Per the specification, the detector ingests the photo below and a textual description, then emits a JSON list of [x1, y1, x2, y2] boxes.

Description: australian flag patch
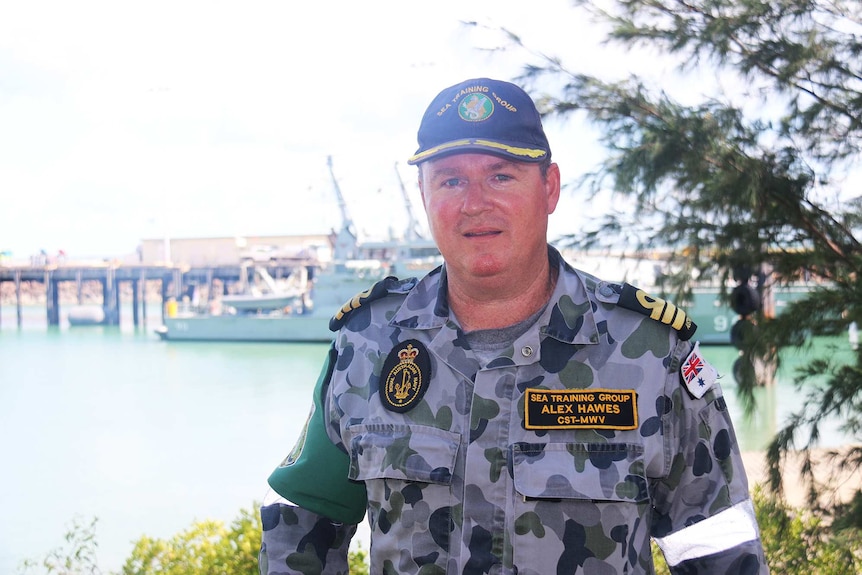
[[680, 342, 718, 399]]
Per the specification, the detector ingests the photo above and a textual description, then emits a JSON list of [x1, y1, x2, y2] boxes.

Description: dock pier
[[0, 262, 291, 329]]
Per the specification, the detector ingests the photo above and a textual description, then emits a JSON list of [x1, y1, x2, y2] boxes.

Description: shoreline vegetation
[[19, 448, 862, 575], [5, 286, 862, 575]]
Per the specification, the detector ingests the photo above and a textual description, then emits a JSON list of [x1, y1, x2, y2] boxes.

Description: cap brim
[[407, 138, 548, 165]]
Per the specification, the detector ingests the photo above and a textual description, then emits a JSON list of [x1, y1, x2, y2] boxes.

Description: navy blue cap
[[407, 78, 551, 165]]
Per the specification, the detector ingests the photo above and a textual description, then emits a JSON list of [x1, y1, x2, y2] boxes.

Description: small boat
[[155, 157, 442, 344], [67, 306, 106, 326], [220, 266, 307, 313], [154, 260, 395, 343], [154, 310, 333, 343]]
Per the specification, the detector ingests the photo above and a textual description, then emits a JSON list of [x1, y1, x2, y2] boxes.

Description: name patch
[[524, 388, 638, 430]]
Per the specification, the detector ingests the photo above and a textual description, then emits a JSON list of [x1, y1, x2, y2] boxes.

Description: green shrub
[[19, 516, 101, 575], [121, 505, 369, 575], [348, 542, 369, 575], [120, 507, 260, 575], [651, 486, 862, 574], [753, 486, 862, 575], [20, 506, 370, 575], [32, 492, 861, 575]]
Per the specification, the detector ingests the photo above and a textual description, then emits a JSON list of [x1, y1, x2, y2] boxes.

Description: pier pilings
[[0, 263, 259, 329]]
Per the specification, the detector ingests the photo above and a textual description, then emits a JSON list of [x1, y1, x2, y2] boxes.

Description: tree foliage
[[500, 0, 862, 525], [22, 499, 860, 575], [19, 516, 102, 575], [119, 508, 260, 575], [120, 506, 370, 575], [651, 486, 862, 574], [18, 507, 370, 575]]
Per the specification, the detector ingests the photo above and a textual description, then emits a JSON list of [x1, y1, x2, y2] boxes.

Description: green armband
[[267, 345, 367, 524]]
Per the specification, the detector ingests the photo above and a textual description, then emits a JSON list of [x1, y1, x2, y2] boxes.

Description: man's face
[[418, 153, 560, 283]]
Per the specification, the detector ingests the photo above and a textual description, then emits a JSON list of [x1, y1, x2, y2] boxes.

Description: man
[[260, 78, 768, 574]]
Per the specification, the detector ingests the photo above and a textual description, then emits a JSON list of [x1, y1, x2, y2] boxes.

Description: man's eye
[[494, 174, 514, 182], [443, 178, 461, 187]]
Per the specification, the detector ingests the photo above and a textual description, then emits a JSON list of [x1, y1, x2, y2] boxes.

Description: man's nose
[[460, 182, 492, 215]]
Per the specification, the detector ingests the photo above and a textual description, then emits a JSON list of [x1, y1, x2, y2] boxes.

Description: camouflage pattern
[[260, 502, 355, 575], [261, 246, 767, 574]]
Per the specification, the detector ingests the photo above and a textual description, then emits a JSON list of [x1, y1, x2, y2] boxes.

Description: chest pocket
[[512, 442, 648, 502], [511, 442, 652, 573], [345, 424, 460, 575], [346, 423, 460, 484]]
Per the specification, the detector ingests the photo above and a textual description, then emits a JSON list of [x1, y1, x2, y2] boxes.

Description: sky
[[0, 0, 684, 259]]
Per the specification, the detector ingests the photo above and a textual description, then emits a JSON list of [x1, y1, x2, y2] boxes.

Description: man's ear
[[546, 162, 561, 215], [417, 170, 427, 206]]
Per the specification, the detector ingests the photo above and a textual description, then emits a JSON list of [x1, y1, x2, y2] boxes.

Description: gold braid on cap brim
[[407, 139, 547, 164]]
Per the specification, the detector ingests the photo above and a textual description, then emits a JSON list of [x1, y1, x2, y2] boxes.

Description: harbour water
[[0, 304, 855, 574]]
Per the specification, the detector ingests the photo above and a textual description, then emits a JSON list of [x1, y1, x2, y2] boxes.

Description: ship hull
[[155, 313, 333, 343]]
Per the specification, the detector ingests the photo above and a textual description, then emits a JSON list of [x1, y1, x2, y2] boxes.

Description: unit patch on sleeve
[[524, 388, 638, 430], [680, 341, 718, 399], [279, 405, 313, 467], [380, 339, 432, 413]]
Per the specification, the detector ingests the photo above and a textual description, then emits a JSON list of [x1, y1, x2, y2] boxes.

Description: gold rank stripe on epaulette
[[328, 276, 418, 332], [332, 286, 374, 323], [617, 283, 697, 341]]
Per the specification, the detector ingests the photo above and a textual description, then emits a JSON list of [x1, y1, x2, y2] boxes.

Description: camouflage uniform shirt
[[260, 247, 768, 574]]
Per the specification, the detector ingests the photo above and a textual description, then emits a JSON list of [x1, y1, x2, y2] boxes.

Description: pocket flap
[[346, 424, 460, 484], [512, 442, 647, 502]]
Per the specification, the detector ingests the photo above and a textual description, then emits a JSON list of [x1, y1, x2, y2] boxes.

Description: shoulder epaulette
[[329, 276, 418, 331], [597, 281, 697, 341]]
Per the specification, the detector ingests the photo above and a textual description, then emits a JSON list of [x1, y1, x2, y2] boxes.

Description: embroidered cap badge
[[458, 93, 494, 122]]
